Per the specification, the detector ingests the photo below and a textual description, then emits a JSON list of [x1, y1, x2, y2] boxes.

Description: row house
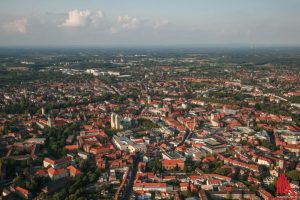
[[109, 159, 126, 168], [162, 159, 185, 171], [223, 157, 260, 173], [43, 156, 73, 169], [48, 167, 68, 181], [257, 156, 272, 167], [15, 186, 32, 199], [133, 182, 172, 192], [96, 158, 106, 169]]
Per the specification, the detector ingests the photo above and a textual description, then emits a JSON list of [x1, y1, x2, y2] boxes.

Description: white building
[[111, 113, 123, 130]]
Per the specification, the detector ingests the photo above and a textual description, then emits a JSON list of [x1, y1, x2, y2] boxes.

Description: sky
[[0, 0, 300, 47]]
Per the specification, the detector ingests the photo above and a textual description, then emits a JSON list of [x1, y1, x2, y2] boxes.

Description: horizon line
[[1, 43, 300, 49]]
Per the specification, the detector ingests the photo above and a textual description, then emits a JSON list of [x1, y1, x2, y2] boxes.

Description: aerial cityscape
[[0, 1, 300, 200]]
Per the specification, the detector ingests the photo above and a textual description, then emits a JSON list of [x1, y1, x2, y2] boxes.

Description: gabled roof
[[35, 169, 48, 175], [15, 186, 30, 196], [48, 167, 68, 176], [67, 165, 81, 175], [162, 159, 184, 166]]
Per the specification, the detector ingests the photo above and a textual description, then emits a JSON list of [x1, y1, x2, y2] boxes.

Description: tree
[[146, 157, 162, 173], [88, 172, 98, 182], [79, 159, 89, 172], [138, 118, 159, 129], [132, 109, 140, 115], [166, 179, 180, 187], [214, 168, 232, 176], [255, 103, 262, 110], [36, 192, 47, 200], [287, 170, 300, 182], [12, 175, 23, 186], [26, 178, 37, 191]]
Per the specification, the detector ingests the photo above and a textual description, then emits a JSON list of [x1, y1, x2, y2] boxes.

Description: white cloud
[[118, 15, 139, 29], [111, 15, 140, 33], [38, 12, 65, 26], [153, 19, 169, 29], [2, 18, 28, 34], [91, 11, 105, 26], [62, 9, 105, 28], [62, 9, 91, 27]]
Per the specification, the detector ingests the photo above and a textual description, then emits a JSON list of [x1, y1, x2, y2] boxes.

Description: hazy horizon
[[1, 0, 300, 46]]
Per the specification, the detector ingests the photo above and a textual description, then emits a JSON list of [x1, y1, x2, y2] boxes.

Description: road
[[177, 129, 191, 147], [121, 152, 143, 200]]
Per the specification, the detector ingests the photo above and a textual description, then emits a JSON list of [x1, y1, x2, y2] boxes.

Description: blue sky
[[0, 0, 300, 46]]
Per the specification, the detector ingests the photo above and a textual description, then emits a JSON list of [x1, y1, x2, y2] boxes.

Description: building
[[78, 151, 89, 160], [15, 186, 32, 199], [162, 159, 185, 170], [112, 133, 146, 153], [180, 182, 189, 191], [205, 190, 256, 200], [48, 167, 68, 181], [223, 157, 260, 173], [111, 113, 116, 129], [257, 156, 272, 167], [258, 187, 274, 200], [67, 165, 81, 177], [111, 113, 123, 130], [133, 183, 171, 192], [48, 115, 55, 128], [35, 169, 48, 177], [202, 138, 227, 154], [43, 156, 72, 168]]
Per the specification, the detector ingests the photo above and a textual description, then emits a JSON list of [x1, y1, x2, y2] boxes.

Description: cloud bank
[[111, 15, 140, 33], [153, 20, 169, 29], [62, 9, 105, 27], [2, 18, 28, 34]]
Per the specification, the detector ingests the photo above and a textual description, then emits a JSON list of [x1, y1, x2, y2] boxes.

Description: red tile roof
[[180, 182, 189, 187], [67, 165, 81, 175], [65, 145, 79, 151], [35, 169, 48, 175], [48, 167, 68, 176], [15, 186, 30, 196], [162, 159, 184, 166]]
